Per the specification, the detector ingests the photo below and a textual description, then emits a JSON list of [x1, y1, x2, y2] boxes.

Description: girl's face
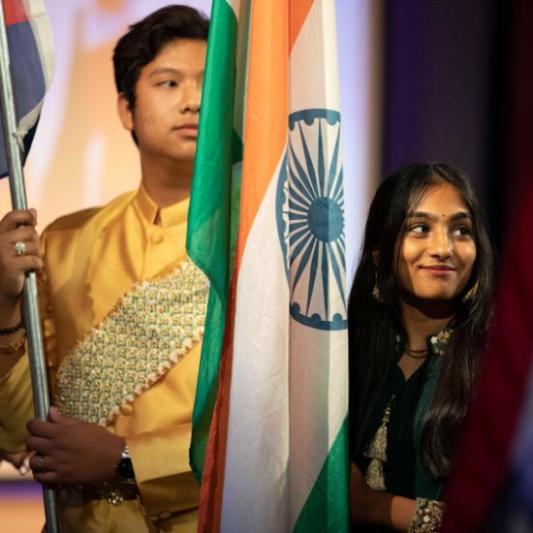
[[395, 182, 477, 307]]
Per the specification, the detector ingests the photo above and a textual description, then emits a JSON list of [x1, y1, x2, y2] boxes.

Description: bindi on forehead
[[413, 189, 470, 220], [410, 210, 472, 223]]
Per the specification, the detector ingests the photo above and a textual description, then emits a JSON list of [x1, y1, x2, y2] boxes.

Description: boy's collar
[[135, 186, 189, 228]]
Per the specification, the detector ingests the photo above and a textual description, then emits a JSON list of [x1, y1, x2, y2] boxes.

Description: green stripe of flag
[[294, 418, 350, 533], [187, 0, 242, 482]]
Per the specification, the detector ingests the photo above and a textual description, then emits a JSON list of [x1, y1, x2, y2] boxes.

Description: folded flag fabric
[[0, 0, 53, 178], [187, 1, 349, 531], [187, 0, 244, 487]]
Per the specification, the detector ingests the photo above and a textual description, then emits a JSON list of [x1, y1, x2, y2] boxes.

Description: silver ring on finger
[[36, 454, 45, 469], [14, 241, 27, 256]]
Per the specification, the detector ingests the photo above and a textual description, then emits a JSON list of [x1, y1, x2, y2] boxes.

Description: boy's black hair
[[113, 5, 209, 110]]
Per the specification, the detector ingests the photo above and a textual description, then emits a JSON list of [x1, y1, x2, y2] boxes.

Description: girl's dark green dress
[[351, 331, 449, 532]]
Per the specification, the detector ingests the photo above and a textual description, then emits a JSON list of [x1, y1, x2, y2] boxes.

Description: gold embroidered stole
[[364, 395, 395, 491], [55, 260, 208, 426]]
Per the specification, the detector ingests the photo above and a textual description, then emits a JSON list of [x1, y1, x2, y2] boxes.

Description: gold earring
[[463, 281, 479, 303], [372, 274, 383, 303]]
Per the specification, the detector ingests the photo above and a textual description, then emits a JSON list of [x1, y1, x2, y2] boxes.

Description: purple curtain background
[[380, 0, 514, 252]]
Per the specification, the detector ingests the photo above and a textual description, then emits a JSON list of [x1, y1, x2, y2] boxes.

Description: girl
[[348, 163, 493, 531]]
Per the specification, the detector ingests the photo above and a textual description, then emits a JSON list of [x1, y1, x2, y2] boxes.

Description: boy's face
[[118, 38, 206, 165]]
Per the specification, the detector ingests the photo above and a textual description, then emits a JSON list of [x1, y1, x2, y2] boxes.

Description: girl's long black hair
[[348, 162, 494, 480]]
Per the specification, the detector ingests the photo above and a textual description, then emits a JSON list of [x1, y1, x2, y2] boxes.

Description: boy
[[0, 6, 208, 532]]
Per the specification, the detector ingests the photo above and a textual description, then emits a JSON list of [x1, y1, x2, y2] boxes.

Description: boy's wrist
[[114, 442, 136, 484], [0, 295, 22, 329]]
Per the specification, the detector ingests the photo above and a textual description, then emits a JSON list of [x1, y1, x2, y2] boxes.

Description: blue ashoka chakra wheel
[[276, 109, 347, 331]]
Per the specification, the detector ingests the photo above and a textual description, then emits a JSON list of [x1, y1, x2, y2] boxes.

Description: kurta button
[[151, 232, 164, 244], [120, 404, 133, 415]]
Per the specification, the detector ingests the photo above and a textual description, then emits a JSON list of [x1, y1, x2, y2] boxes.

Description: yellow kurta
[[0, 187, 202, 532]]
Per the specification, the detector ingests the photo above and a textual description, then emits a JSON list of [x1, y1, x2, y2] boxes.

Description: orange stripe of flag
[[198, 2, 315, 530], [198, 2, 291, 530], [235, 0, 313, 266], [235, 0, 289, 267], [289, 0, 314, 50]]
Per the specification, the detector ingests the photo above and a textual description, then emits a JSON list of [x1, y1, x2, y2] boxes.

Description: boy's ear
[[117, 93, 134, 132]]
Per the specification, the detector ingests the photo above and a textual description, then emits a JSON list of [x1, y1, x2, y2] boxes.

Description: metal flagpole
[[0, 4, 61, 533]]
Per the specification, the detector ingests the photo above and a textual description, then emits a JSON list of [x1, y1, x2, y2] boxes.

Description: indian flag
[[187, 1, 349, 531]]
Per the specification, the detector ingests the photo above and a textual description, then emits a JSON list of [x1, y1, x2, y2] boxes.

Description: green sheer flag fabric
[[186, 0, 242, 482]]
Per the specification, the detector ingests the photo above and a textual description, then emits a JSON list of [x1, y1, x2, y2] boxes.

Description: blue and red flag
[[0, 0, 53, 178]]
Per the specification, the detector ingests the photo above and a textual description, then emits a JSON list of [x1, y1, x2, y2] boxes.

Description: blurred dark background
[[380, 0, 532, 259]]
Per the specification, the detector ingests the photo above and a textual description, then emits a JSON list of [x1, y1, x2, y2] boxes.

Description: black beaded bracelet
[[0, 320, 24, 335]]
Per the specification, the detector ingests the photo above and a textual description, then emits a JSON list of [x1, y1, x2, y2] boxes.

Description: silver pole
[[0, 4, 61, 533]]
